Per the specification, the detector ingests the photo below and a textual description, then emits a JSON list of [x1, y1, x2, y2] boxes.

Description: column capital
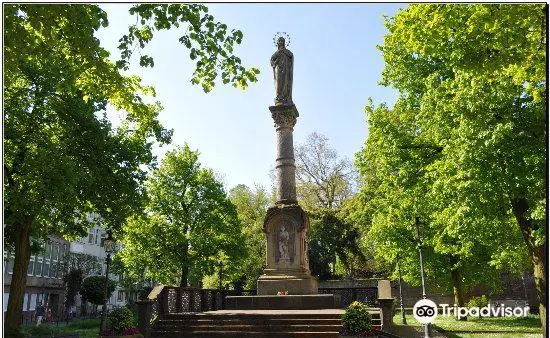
[[270, 104, 299, 128]]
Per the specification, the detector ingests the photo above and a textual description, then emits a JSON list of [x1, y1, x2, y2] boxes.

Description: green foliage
[[3, 3, 257, 335], [341, 301, 373, 335], [353, 4, 545, 297], [308, 213, 365, 280], [139, 287, 153, 301], [60, 252, 101, 277], [80, 276, 117, 306], [4, 3, 170, 246], [119, 4, 260, 92], [63, 269, 84, 307], [21, 319, 100, 338], [227, 184, 270, 289], [295, 133, 356, 212], [294, 133, 366, 279], [119, 144, 246, 286], [107, 307, 136, 334], [467, 295, 489, 309]]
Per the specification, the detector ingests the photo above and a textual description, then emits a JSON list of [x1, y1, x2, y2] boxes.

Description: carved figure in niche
[[278, 225, 290, 261]]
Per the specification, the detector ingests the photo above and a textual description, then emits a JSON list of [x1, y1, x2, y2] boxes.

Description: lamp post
[[396, 255, 407, 325], [99, 231, 115, 334], [415, 216, 432, 338]]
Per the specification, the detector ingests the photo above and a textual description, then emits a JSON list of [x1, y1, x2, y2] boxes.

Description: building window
[[45, 241, 51, 259], [36, 257, 43, 276], [23, 293, 29, 312], [27, 255, 35, 276], [3, 252, 7, 274], [29, 294, 37, 311], [117, 290, 124, 302], [88, 230, 94, 244], [95, 229, 100, 245], [53, 243, 59, 261], [3, 293, 9, 312], [8, 254, 14, 274], [44, 260, 51, 278]]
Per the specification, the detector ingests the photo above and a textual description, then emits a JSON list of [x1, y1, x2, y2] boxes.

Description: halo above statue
[[273, 32, 291, 48]]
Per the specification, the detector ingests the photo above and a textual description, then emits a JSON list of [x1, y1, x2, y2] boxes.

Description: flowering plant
[[277, 291, 288, 295]]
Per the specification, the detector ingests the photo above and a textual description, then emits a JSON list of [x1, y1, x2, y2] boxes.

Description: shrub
[[80, 276, 117, 306], [107, 307, 137, 334], [467, 295, 489, 308], [342, 301, 372, 335]]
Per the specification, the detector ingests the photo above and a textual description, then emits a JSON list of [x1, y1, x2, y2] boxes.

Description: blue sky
[[96, 3, 403, 190]]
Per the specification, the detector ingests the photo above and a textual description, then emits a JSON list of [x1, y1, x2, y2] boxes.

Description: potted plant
[[100, 307, 143, 338]]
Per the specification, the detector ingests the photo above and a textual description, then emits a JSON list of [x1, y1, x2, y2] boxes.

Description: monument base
[[257, 269, 318, 295], [225, 294, 341, 310]]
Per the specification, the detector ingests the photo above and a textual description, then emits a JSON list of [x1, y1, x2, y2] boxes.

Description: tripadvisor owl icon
[[413, 299, 438, 324]]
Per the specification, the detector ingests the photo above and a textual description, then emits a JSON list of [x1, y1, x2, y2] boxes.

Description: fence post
[[378, 280, 394, 331], [136, 299, 154, 338], [175, 287, 182, 313]]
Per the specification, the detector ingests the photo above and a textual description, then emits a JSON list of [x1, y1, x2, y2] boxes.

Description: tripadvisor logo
[[413, 299, 438, 324], [413, 299, 530, 323]]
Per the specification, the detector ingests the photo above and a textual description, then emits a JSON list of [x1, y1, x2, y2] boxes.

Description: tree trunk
[[450, 255, 467, 321], [180, 265, 189, 287], [512, 198, 547, 338], [180, 240, 189, 287], [5, 221, 32, 338]]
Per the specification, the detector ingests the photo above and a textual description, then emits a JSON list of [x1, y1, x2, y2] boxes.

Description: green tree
[[294, 133, 366, 279], [355, 3, 546, 330], [227, 184, 270, 289], [60, 252, 102, 315], [4, 4, 257, 336], [295, 132, 356, 212], [119, 145, 246, 287], [80, 275, 117, 307]]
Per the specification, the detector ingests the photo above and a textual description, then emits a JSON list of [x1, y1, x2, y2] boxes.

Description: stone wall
[[319, 271, 539, 310]]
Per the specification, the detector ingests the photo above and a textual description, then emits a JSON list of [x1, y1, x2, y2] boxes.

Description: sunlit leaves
[[118, 4, 259, 93], [354, 4, 545, 292], [119, 145, 246, 286]]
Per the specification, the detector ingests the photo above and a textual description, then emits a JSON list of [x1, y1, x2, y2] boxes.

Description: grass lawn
[[392, 312, 542, 338], [21, 318, 100, 338]]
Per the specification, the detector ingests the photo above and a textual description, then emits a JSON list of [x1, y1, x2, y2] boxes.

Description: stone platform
[[225, 294, 342, 310]]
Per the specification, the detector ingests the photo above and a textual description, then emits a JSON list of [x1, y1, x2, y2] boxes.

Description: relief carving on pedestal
[[276, 223, 294, 263], [278, 226, 290, 261]]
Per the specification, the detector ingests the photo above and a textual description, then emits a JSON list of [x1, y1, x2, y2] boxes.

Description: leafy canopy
[[4, 4, 171, 245], [119, 4, 260, 92], [354, 4, 545, 290], [226, 184, 270, 289], [119, 145, 246, 286]]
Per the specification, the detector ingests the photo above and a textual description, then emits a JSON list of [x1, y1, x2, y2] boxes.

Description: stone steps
[[150, 311, 382, 338], [151, 330, 343, 338]]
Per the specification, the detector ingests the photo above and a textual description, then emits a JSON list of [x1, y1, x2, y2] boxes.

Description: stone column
[[257, 104, 317, 296], [270, 105, 299, 204]]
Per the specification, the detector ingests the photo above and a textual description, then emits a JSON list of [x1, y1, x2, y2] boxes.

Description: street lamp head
[[414, 216, 425, 241], [104, 230, 116, 254]]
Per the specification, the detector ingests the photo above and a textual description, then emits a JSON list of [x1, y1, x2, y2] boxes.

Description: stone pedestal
[[225, 294, 341, 310], [257, 203, 318, 295], [378, 298, 395, 330]]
